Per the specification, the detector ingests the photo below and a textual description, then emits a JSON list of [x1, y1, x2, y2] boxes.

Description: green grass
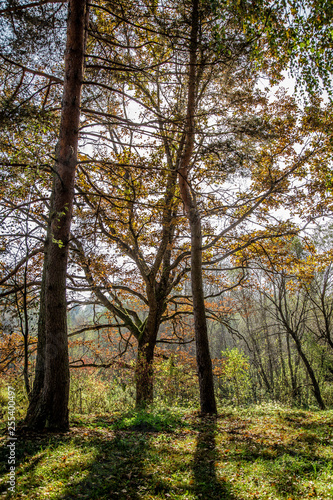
[[1, 404, 333, 499]]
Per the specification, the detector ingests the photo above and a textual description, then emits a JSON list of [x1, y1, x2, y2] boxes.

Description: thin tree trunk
[[290, 331, 325, 410], [277, 325, 288, 400], [178, 0, 217, 415], [286, 330, 297, 399], [24, 0, 88, 431]]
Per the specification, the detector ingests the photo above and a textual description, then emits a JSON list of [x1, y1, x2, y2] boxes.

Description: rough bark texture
[[189, 207, 217, 414], [135, 336, 156, 407], [24, 0, 88, 431], [135, 298, 166, 408], [178, 0, 217, 415]]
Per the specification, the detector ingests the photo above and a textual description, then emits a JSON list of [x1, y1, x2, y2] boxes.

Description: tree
[[176, 0, 217, 414], [70, 155, 185, 407], [35, 0, 333, 415], [0, 0, 65, 413], [65, 0, 278, 412], [24, 0, 89, 431]]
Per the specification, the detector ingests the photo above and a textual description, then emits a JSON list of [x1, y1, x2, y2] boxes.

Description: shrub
[[216, 348, 251, 405]]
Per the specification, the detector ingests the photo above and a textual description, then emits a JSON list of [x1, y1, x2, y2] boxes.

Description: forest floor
[[0, 404, 333, 500]]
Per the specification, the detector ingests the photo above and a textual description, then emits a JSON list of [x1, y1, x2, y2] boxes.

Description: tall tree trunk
[[190, 204, 217, 413], [178, 0, 217, 415], [24, 0, 88, 431]]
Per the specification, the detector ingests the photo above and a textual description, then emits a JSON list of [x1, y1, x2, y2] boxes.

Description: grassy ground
[[0, 404, 333, 500]]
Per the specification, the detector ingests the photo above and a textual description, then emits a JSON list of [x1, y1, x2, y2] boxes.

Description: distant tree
[[242, 236, 326, 409]]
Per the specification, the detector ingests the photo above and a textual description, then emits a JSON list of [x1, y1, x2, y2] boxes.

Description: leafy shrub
[[154, 354, 199, 407], [215, 348, 251, 405], [111, 406, 189, 431]]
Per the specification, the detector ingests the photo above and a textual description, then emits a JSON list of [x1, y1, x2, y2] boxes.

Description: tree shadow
[[1, 409, 185, 499], [192, 415, 237, 500], [0, 428, 154, 499], [2, 409, 331, 499], [0, 430, 58, 496], [223, 414, 333, 499], [58, 430, 153, 499]]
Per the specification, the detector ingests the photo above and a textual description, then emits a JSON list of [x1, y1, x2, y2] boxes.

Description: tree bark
[[135, 297, 165, 408], [24, 0, 88, 431], [135, 336, 155, 407], [178, 0, 217, 415], [189, 205, 217, 413]]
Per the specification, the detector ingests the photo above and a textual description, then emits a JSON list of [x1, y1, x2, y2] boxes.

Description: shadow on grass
[[1, 409, 332, 499], [0, 430, 50, 496], [223, 412, 333, 499], [193, 416, 237, 500], [0, 429, 154, 499], [58, 430, 154, 499], [255, 447, 333, 498], [1, 408, 187, 499], [61, 414, 238, 500]]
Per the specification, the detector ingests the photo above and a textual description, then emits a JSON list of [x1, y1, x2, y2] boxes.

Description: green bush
[[154, 355, 199, 408], [216, 348, 251, 405]]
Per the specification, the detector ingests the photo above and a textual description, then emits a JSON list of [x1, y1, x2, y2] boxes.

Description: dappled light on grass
[[0, 406, 332, 499]]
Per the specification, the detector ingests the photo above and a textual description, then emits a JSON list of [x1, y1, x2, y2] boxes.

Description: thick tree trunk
[[135, 337, 155, 408], [178, 0, 217, 415], [24, 0, 88, 431], [135, 301, 164, 408]]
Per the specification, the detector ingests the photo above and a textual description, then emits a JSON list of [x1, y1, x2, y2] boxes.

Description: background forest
[[1, 0, 333, 422]]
